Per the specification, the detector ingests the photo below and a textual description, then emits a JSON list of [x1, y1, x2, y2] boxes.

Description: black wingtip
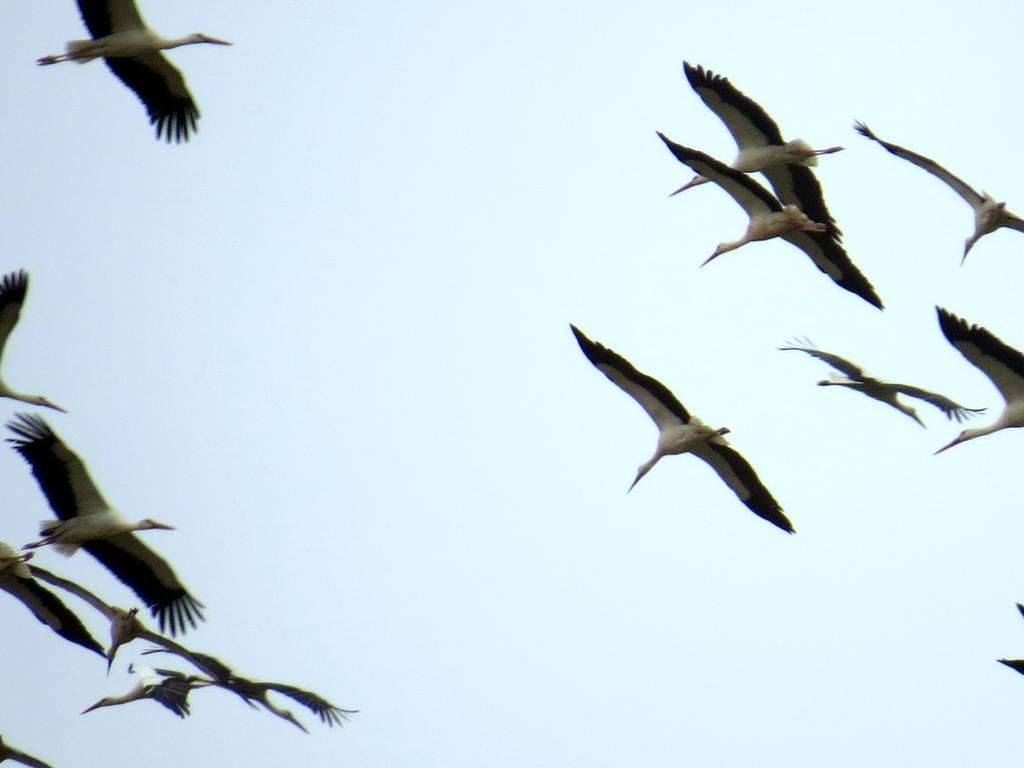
[[0, 269, 28, 301], [155, 594, 206, 637], [569, 324, 596, 357], [6, 412, 56, 449], [771, 512, 796, 535], [935, 306, 964, 341], [999, 658, 1024, 676], [853, 120, 874, 140]]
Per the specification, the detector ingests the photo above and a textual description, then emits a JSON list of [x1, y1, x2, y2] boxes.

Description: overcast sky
[[3, 2, 1024, 766]]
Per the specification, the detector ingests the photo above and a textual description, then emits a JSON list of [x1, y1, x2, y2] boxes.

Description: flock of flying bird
[[568, 60, 1024, 698], [2, 3, 349, 765], [7, 1, 1024, 762]]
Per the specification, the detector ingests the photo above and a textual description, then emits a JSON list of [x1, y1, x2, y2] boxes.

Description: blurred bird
[[855, 121, 1024, 262], [0, 735, 54, 768], [779, 339, 985, 426], [142, 647, 358, 732], [37, 0, 231, 142], [82, 663, 209, 718], [935, 308, 1024, 453], [0, 543, 103, 657], [7, 413, 204, 635], [0, 271, 66, 413], [29, 564, 196, 672]]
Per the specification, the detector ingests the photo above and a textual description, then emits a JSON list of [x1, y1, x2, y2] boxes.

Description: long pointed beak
[[206, 37, 233, 45], [669, 177, 702, 197], [151, 523, 176, 531], [962, 240, 975, 266], [701, 251, 722, 268], [81, 701, 105, 715], [627, 468, 647, 493], [934, 435, 962, 454]]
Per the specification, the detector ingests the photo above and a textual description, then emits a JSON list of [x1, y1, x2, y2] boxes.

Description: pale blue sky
[[3, 2, 1024, 766]]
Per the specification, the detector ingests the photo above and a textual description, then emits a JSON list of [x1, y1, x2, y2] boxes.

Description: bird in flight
[[779, 339, 985, 426], [571, 325, 793, 533]]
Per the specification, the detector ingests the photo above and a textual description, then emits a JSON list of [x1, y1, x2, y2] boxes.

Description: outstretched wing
[[691, 441, 793, 533], [855, 121, 983, 207], [936, 307, 1024, 406], [83, 534, 204, 636], [778, 339, 866, 379], [570, 325, 690, 431], [683, 62, 784, 149], [888, 383, 986, 423], [263, 682, 359, 727]]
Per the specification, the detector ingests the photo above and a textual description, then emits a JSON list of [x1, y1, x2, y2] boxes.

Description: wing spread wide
[[778, 341, 866, 379], [937, 307, 1024, 404], [0, 270, 28, 362], [7, 414, 109, 520], [77, 0, 147, 39], [683, 62, 784, 148], [2, 574, 104, 655], [104, 54, 199, 143], [83, 534, 204, 636], [571, 325, 690, 430], [854, 121, 982, 206], [658, 133, 781, 216], [692, 442, 793, 533], [782, 230, 883, 309]]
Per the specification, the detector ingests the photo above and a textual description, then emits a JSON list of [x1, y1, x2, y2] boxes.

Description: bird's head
[[81, 697, 116, 714], [187, 33, 233, 46], [702, 245, 728, 266], [35, 396, 67, 413], [628, 465, 651, 493], [136, 519, 175, 532]]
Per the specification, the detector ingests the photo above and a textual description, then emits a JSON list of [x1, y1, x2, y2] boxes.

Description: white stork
[[37, 0, 231, 142], [141, 647, 359, 732], [855, 122, 1024, 262], [658, 133, 883, 309], [0, 735, 54, 768], [6, 414, 204, 636], [0, 543, 104, 657], [779, 339, 985, 427], [935, 308, 1024, 453], [570, 325, 793, 533], [29, 564, 191, 671], [0, 271, 66, 414], [82, 663, 210, 718], [674, 62, 844, 240]]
